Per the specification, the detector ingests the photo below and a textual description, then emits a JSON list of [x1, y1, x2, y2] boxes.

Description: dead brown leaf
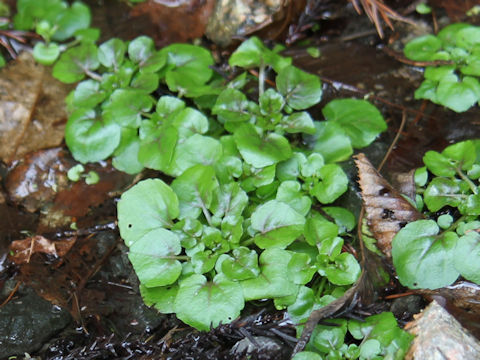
[[9, 235, 76, 264], [0, 52, 71, 163], [355, 153, 423, 258]]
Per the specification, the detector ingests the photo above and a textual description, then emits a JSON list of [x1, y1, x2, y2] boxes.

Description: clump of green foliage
[[393, 139, 480, 289], [404, 23, 480, 112], [292, 312, 413, 360], [10, 0, 413, 356]]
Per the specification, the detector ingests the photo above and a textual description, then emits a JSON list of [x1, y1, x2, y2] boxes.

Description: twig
[[0, 281, 20, 307], [377, 110, 407, 171]]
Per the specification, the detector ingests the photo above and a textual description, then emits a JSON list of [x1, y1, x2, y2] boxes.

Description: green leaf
[[65, 108, 121, 163], [217, 247, 260, 281], [71, 79, 106, 109], [313, 321, 347, 353], [32, 42, 60, 65], [360, 339, 382, 359], [423, 150, 456, 177], [251, 200, 306, 248], [171, 165, 219, 220], [392, 220, 459, 289], [84, 171, 99, 185], [304, 217, 338, 246], [455, 26, 480, 48], [128, 35, 155, 64], [322, 207, 356, 234], [211, 182, 248, 220], [292, 351, 322, 360], [74, 28, 100, 43], [170, 108, 209, 139], [454, 232, 480, 283], [322, 99, 386, 148], [276, 181, 312, 216], [305, 121, 352, 163], [228, 37, 268, 68], [169, 134, 223, 176], [311, 164, 348, 204], [174, 274, 244, 331], [404, 34, 442, 61], [240, 248, 298, 300], [52, 1, 91, 41], [112, 128, 144, 174], [102, 89, 154, 127], [437, 23, 471, 47], [212, 88, 252, 123], [300, 153, 325, 178], [287, 252, 317, 285], [233, 123, 292, 168], [436, 76, 480, 112], [424, 177, 461, 212], [138, 124, 178, 172], [282, 112, 316, 134], [259, 88, 285, 115], [98, 38, 126, 70], [414, 79, 438, 102], [117, 178, 179, 246], [276, 152, 307, 181], [67, 164, 84, 182], [459, 194, 480, 215], [140, 284, 178, 313], [276, 66, 322, 110], [325, 252, 361, 285], [130, 72, 160, 93], [162, 44, 214, 94], [128, 228, 182, 287], [52, 42, 99, 83], [156, 95, 185, 117], [287, 286, 320, 324]]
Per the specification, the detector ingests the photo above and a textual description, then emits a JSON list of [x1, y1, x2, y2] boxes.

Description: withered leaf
[[0, 52, 71, 163], [9, 235, 76, 264], [354, 153, 423, 258]]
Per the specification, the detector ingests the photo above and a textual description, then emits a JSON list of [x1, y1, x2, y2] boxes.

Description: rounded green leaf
[[287, 252, 317, 285], [251, 200, 306, 249], [276, 65, 322, 110], [98, 38, 126, 69], [305, 121, 353, 163], [140, 284, 178, 314], [138, 124, 178, 172], [130, 72, 160, 93], [117, 178, 179, 246], [33, 42, 60, 65], [112, 128, 144, 174], [71, 79, 106, 109], [128, 228, 182, 287], [325, 252, 361, 285], [174, 274, 244, 331], [436, 76, 480, 112], [234, 123, 292, 168], [322, 207, 356, 233], [455, 232, 480, 283], [424, 177, 461, 212], [392, 220, 459, 289], [212, 88, 251, 123], [52, 2, 91, 41], [52, 42, 99, 83], [259, 88, 285, 115], [217, 247, 260, 281], [287, 286, 317, 323], [128, 35, 155, 64], [311, 164, 348, 204], [276, 181, 311, 216], [282, 111, 316, 134], [102, 89, 154, 127], [240, 248, 298, 300], [228, 37, 267, 68], [360, 339, 382, 359], [313, 324, 346, 353], [292, 352, 322, 360], [423, 150, 456, 177], [322, 99, 386, 148], [304, 217, 338, 246], [404, 34, 442, 61], [65, 108, 121, 163]]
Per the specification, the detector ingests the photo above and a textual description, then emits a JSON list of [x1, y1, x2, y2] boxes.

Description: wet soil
[[1, 1, 480, 359]]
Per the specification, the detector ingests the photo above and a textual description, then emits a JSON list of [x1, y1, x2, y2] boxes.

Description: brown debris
[[405, 300, 480, 359], [130, 0, 216, 47], [354, 153, 423, 258], [0, 52, 71, 164], [9, 235, 76, 264]]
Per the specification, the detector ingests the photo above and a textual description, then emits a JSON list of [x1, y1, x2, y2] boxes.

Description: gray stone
[[0, 287, 71, 358]]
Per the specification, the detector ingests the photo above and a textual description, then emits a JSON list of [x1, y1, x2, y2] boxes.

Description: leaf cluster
[[404, 23, 480, 112], [292, 312, 412, 360], [15, 0, 92, 65], [393, 139, 480, 289], [109, 37, 387, 330]]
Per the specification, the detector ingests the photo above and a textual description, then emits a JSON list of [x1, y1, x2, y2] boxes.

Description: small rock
[[231, 335, 288, 359]]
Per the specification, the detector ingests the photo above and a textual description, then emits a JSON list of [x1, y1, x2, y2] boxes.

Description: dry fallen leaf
[[0, 52, 71, 163], [9, 235, 76, 264], [355, 153, 423, 258]]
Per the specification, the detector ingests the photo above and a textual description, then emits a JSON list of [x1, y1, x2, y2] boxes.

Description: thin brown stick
[[0, 281, 20, 307], [377, 110, 407, 172]]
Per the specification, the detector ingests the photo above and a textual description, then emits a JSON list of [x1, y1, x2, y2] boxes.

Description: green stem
[[84, 69, 103, 82], [457, 168, 478, 194], [240, 237, 255, 247], [258, 61, 265, 97]]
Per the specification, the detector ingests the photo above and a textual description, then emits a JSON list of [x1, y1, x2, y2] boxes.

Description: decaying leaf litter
[[2, 0, 480, 359]]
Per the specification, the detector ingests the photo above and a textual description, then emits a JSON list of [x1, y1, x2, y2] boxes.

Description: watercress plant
[[404, 23, 480, 112], [393, 139, 480, 289]]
